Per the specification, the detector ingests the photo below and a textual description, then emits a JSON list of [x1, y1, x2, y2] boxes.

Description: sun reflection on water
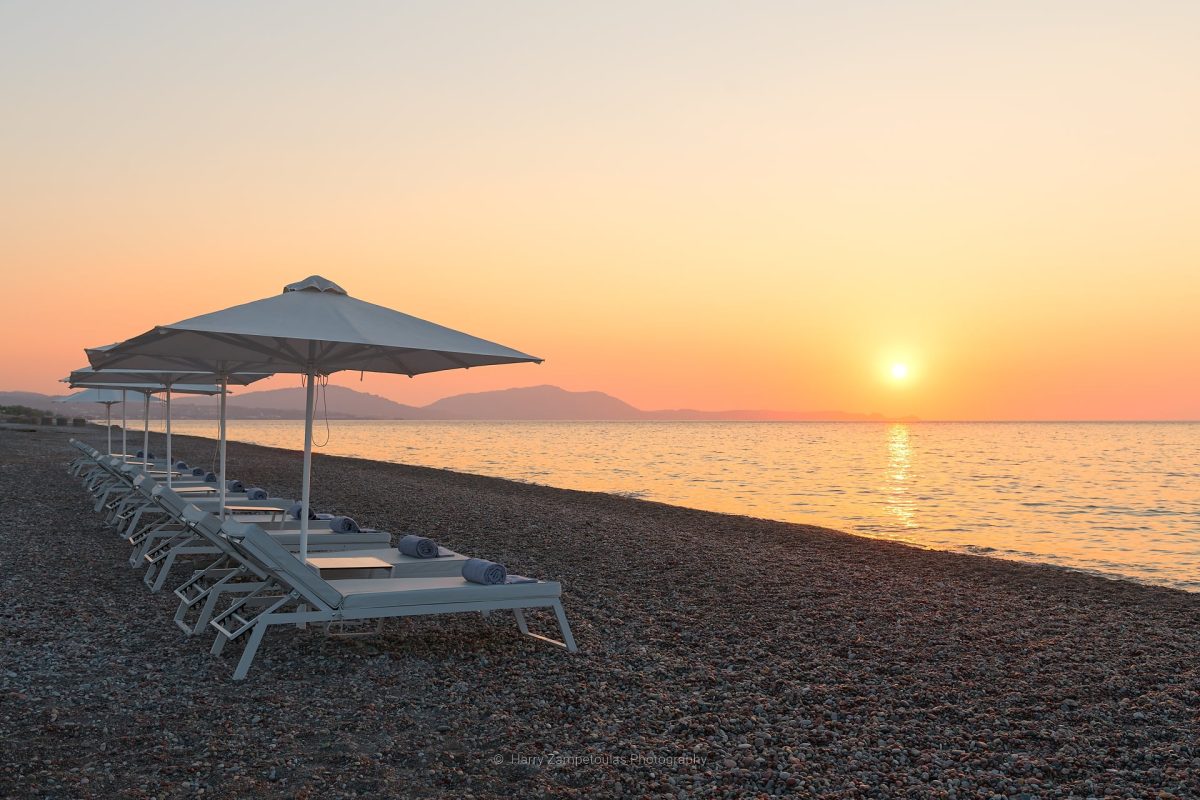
[[886, 423, 917, 528]]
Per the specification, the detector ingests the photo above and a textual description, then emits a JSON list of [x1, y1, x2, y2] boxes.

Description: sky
[[1, 1, 1197, 420]]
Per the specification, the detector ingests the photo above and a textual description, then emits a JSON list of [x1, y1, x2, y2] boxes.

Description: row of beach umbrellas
[[70, 275, 540, 559]]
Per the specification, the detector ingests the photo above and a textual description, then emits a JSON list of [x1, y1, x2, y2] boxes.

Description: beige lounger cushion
[[307, 546, 468, 578], [267, 531, 390, 546], [330, 577, 561, 609]]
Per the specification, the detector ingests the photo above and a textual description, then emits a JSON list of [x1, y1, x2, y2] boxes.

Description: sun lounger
[[135, 484, 391, 592], [170, 504, 467, 635], [203, 517, 576, 679]]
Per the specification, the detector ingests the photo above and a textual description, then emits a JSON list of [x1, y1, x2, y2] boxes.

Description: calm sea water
[[167, 420, 1200, 591]]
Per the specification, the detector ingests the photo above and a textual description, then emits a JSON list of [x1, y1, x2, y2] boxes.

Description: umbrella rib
[[178, 331, 295, 365], [272, 336, 311, 365], [381, 350, 416, 377], [313, 340, 365, 369], [438, 352, 473, 370]]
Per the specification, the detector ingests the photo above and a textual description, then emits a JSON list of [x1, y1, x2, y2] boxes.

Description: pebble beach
[[2, 425, 1198, 799]]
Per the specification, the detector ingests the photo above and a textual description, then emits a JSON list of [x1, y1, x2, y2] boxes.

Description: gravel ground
[[2, 425, 1198, 799]]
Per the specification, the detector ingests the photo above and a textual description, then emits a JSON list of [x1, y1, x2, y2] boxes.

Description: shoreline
[[3, 426, 1198, 798]]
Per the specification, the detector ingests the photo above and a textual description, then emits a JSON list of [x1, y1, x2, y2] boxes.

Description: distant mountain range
[[1, 385, 912, 422]]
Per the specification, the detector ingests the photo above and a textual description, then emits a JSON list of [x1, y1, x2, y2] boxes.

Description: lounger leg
[[514, 603, 578, 652], [232, 621, 270, 681], [553, 601, 578, 653], [123, 508, 145, 537], [150, 551, 177, 592], [211, 631, 230, 656], [191, 584, 232, 635], [173, 594, 193, 633]]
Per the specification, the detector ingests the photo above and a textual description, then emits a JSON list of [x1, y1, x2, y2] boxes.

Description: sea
[[165, 420, 1200, 591]]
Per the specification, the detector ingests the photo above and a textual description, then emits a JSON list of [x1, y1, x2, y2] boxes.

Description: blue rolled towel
[[398, 534, 439, 559], [225, 479, 245, 493], [204, 472, 217, 482], [287, 502, 318, 521], [174, 460, 188, 470], [330, 515, 361, 533], [191, 467, 205, 476], [136, 450, 155, 459], [462, 558, 507, 585], [245, 487, 267, 500]]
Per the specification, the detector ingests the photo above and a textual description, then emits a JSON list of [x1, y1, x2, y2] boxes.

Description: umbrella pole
[[105, 403, 112, 455], [121, 390, 127, 457], [165, 386, 172, 489], [219, 377, 228, 520], [300, 370, 316, 562], [142, 393, 150, 467]]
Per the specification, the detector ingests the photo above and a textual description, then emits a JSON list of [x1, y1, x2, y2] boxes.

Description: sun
[[891, 363, 909, 380]]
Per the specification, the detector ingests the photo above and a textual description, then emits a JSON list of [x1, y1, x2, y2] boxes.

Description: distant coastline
[[2, 384, 917, 423]]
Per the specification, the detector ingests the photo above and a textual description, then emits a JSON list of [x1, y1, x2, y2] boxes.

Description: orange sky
[[1, 2, 1197, 420]]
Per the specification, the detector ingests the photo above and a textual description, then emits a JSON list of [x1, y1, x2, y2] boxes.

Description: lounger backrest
[[190, 508, 225, 538], [178, 506, 272, 580], [149, 484, 190, 517], [219, 519, 342, 609]]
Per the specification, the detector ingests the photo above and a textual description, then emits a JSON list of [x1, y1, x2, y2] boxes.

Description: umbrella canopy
[[87, 275, 541, 376], [68, 367, 271, 388], [89, 275, 542, 558], [57, 388, 130, 404], [55, 388, 128, 454]]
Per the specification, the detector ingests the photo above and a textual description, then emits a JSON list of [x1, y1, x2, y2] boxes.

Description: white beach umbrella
[[54, 388, 126, 456], [68, 367, 267, 489], [66, 374, 227, 487], [89, 275, 541, 558]]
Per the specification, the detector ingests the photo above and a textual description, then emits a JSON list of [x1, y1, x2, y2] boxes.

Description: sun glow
[[891, 363, 909, 380]]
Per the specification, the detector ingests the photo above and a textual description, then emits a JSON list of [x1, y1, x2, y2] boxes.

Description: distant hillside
[[172, 385, 420, 419], [1, 386, 912, 421], [420, 385, 644, 420]]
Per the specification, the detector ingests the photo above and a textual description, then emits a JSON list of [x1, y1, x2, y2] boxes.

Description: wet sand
[[2, 426, 1198, 798]]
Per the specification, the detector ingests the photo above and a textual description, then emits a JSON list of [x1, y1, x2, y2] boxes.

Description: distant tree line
[[0, 404, 49, 418]]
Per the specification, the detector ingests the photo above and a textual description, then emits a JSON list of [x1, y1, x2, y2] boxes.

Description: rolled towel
[[174, 460, 188, 470], [330, 515, 361, 533], [245, 487, 267, 500], [398, 534, 439, 559], [225, 479, 245, 493], [191, 467, 206, 476], [204, 472, 217, 483], [286, 502, 318, 521], [136, 450, 155, 459], [462, 558, 507, 585]]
